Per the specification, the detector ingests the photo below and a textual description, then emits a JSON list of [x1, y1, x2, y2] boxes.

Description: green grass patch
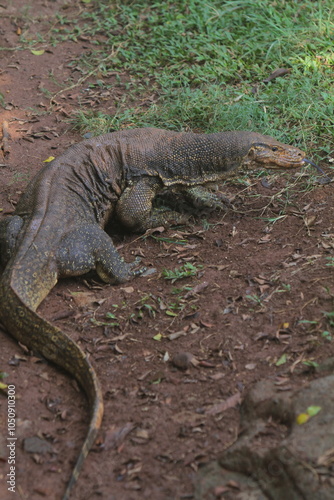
[[17, 0, 334, 155], [73, 0, 333, 86]]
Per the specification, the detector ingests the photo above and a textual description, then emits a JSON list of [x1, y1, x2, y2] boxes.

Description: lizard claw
[[214, 193, 233, 210], [129, 257, 146, 277], [132, 266, 147, 277]]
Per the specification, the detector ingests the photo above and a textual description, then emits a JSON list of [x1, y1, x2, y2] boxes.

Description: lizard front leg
[[181, 185, 232, 210], [57, 224, 142, 285], [116, 177, 186, 232]]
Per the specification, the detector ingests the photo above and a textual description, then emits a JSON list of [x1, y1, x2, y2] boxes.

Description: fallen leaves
[[275, 353, 288, 366], [303, 215, 316, 229], [101, 423, 136, 452], [120, 286, 134, 294], [245, 363, 256, 370], [166, 330, 188, 341], [43, 156, 55, 163], [22, 126, 60, 142], [258, 233, 272, 244], [183, 281, 209, 298], [318, 447, 334, 467], [69, 290, 96, 308], [131, 428, 150, 445]]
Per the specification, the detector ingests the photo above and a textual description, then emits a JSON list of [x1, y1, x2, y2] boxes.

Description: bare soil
[[0, 2, 333, 500]]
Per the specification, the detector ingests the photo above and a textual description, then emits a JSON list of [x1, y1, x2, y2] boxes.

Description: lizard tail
[[62, 367, 103, 500], [0, 283, 104, 499]]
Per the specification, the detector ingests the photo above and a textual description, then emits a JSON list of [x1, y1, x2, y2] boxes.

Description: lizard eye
[[271, 146, 278, 152]]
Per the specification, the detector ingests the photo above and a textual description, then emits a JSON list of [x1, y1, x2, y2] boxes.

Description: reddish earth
[[0, 2, 333, 500]]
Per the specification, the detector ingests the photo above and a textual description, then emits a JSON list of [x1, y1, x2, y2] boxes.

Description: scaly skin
[[0, 128, 307, 499]]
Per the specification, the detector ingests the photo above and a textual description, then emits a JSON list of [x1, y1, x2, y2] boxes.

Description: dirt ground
[[0, 2, 333, 500]]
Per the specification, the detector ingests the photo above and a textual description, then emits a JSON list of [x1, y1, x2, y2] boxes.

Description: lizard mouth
[[265, 158, 305, 169]]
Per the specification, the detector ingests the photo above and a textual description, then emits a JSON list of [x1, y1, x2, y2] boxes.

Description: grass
[[15, 0, 334, 157], [69, 1, 333, 85], [162, 262, 201, 283]]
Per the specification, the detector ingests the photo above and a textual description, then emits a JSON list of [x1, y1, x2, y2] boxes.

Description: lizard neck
[[148, 130, 265, 186]]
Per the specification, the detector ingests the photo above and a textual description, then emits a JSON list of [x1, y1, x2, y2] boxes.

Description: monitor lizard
[[0, 127, 311, 499]]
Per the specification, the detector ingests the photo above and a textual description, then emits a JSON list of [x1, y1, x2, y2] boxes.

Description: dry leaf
[[200, 319, 214, 328], [229, 270, 241, 278], [205, 392, 241, 415], [209, 372, 225, 381], [69, 291, 95, 307], [318, 447, 334, 466], [184, 281, 209, 298], [167, 330, 188, 340], [263, 67, 291, 83], [31, 49, 45, 56], [258, 234, 271, 244], [304, 216, 316, 227], [245, 363, 256, 370], [102, 423, 136, 451]]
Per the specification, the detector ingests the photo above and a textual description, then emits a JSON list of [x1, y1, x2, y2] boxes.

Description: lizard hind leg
[[57, 224, 142, 285]]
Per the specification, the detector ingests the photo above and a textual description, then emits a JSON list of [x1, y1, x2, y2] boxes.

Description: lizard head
[[248, 141, 306, 169]]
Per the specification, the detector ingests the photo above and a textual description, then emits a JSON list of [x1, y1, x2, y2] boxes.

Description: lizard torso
[[0, 127, 307, 499]]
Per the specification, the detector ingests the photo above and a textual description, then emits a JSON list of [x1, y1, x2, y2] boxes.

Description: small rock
[[172, 352, 197, 370], [23, 436, 53, 454]]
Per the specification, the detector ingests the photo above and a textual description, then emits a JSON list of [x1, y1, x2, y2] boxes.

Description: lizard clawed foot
[[215, 193, 233, 209], [182, 186, 233, 212], [149, 209, 190, 229], [129, 256, 147, 277]]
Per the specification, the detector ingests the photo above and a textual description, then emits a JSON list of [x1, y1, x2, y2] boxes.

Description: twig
[[0, 47, 24, 51]]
